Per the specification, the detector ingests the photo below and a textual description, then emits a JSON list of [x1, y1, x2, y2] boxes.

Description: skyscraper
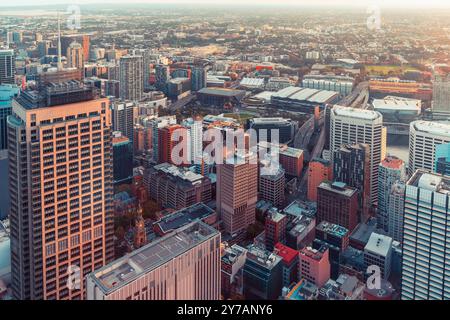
[[330, 106, 386, 204], [333, 143, 371, 221], [434, 142, 450, 176], [377, 156, 405, 233], [408, 120, 450, 177], [432, 73, 450, 114], [67, 42, 84, 70], [401, 170, 450, 300], [387, 181, 405, 242], [119, 55, 143, 101], [112, 132, 133, 185], [111, 100, 135, 143], [191, 66, 207, 92], [61, 34, 90, 62], [217, 152, 258, 237], [7, 76, 114, 300], [181, 117, 203, 164], [155, 64, 170, 93], [0, 49, 15, 85], [0, 84, 19, 150], [86, 221, 221, 300], [150, 115, 177, 163]]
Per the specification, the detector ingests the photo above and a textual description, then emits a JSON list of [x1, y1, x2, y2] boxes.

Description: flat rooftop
[[407, 170, 450, 194], [154, 203, 215, 234], [318, 181, 358, 198], [197, 87, 245, 97], [364, 233, 393, 257], [372, 96, 421, 112], [246, 244, 282, 270], [88, 221, 219, 295], [411, 120, 450, 138], [332, 105, 382, 121], [316, 221, 349, 238]]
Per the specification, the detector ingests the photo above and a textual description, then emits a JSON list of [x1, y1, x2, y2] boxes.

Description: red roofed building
[[274, 243, 299, 287]]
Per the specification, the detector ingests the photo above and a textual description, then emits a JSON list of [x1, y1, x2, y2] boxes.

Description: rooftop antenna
[[57, 11, 63, 71]]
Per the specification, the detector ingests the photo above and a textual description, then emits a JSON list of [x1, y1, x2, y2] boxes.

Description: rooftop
[[372, 96, 421, 112], [380, 156, 405, 170], [154, 203, 215, 235], [364, 233, 393, 257], [411, 120, 450, 137], [197, 87, 245, 97], [299, 246, 327, 262], [246, 244, 282, 270], [332, 105, 382, 121], [87, 221, 219, 295], [318, 181, 358, 198], [285, 279, 318, 300], [407, 170, 450, 194], [316, 221, 349, 238], [221, 244, 247, 265], [274, 243, 299, 265], [283, 200, 316, 219]]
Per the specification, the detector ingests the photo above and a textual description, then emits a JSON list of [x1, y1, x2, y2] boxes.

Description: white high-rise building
[[182, 118, 203, 164], [387, 181, 405, 242], [408, 121, 450, 177], [377, 156, 405, 233], [401, 170, 450, 300], [330, 106, 387, 204]]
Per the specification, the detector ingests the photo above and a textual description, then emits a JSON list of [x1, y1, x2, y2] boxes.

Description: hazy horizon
[[1, 0, 450, 9]]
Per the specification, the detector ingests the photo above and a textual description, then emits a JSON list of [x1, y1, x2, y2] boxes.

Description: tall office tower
[[217, 152, 258, 237], [435, 142, 450, 175], [191, 66, 207, 92], [87, 221, 221, 300], [67, 42, 84, 70], [401, 170, 450, 300], [142, 50, 153, 91], [150, 115, 177, 163], [330, 106, 386, 204], [155, 64, 170, 93], [0, 49, 15, 84], [432, 73, 450, 114], [333, 143, 371, 221], [363, 233, 393, 280], [387, 181, 405, 242], [111, 101, 135, 143], [7, 77, 114, 300], [298, 246, 331, 288], [112, 132, 133, 185], [157, 124, 184, 165], [317, 181, 359, 232], [243, 244, 283, 300], [0, 84, 19, 150], [37, 40, 51, 58], [307, 158, 332, 202], [264, 209, 287, 251], [181, 117, 203, 163], [61, 35, 90, 62], [259, 166, 285, 209], [408, 120, 450, 177], [377, 156, 405, 232], [119, 55, 144, 101]]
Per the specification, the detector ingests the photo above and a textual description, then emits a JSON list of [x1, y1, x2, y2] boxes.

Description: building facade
[[86, 221, 221, 300], [330, 106, 386, 204], [401, 170, 450, 300], [408, 121, 450, 177]]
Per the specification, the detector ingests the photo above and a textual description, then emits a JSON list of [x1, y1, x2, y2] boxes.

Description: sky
[[2, 0, 450, 8]]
